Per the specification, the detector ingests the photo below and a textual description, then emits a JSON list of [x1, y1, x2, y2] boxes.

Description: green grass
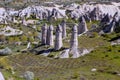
[[0, 44, 120, 80]]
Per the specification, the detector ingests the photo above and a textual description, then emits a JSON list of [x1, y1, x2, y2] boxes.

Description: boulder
[[23, 71, 34, 80], [0, 47, 12, 55]]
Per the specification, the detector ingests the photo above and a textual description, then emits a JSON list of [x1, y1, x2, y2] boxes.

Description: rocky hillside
[[0, 1, 120, 80]]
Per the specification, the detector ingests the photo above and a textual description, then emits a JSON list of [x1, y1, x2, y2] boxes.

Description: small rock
[[23, 71, 34, 80], [91, 68, 97, 72]]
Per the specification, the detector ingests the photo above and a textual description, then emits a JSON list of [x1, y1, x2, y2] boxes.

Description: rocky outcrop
[[103, 20, 116, 33], [68, 3, 120, 20], [0, 26, 23, 36], [102, 12, 118, 33], [0, 47, 12, 56]]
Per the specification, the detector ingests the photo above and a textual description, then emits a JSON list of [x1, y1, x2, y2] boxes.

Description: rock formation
[[41, 23, 48, 45], [46, 25, 54, 46], [27, 42, 31, 49], [103, 12, 118, 33], [100, 14, 111, 25], [22, 17, 27, 26], [69, 24, 79, 58], [60, 20, 67, 39], [54, 25, 63, 50], [0, 72, 5, 80], [89, 7, 102, 21], [24, 71, 34, 80], [78, 16, 88, 35], [0, 47, 12, 56]]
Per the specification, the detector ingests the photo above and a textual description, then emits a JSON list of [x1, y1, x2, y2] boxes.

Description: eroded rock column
[[54, 25, 63, 50], [41, 23, 47, 45], [60, 20, 67, 39], [47, 25, 54, 46], [69, 24, 79, 58]]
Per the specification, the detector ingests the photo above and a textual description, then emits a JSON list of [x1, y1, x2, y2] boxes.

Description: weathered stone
[[69, 24, 79, 58], [84, 14, 91, 22], [103, 20, 116, 33], [0, 72, 5, 80], [100, 14, 111, 25], [41, 23, 48, 45], [0, 47, 12, 56], [22, 17, 27, 26], [90, 7, 101, 21], [59, 49, 69, 58], [60, 20, 67, 39], [24, 71, 34, 80], [54, 25, 63, 50], [103, 12, 118, 33], [46, 25, 54, 46], [78, 16, 88, 35]]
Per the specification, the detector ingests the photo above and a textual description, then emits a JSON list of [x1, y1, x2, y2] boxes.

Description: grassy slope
[[0, 32, 120, 80], [0, 18, 120, 80], [0, 44, 120, 80]]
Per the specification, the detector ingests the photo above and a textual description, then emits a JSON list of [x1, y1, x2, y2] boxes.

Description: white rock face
[[59, 49, 69, 58], [68, 3, 120, 19], [0, 72, 5, 80], [69, 24, 79, 58], [0, 2, 119, 23], [41, 24, 48, 45], [54, 25, 63, 50], [47, 25, 54, 46], [78, 17, 88, 35], [18, 5, 66, 20]]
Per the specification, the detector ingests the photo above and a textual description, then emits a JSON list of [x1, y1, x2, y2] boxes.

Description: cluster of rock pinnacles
[[40, 12, 119, 58]]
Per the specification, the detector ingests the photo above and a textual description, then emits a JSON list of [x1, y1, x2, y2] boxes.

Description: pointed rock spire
[[54, 25, 63, 50], [69, 24, 79, 58], [78, 16, 88, 35], [41, 23, 47, 45], [46, 25, 54, 46], [60, 20, 67, 39]]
